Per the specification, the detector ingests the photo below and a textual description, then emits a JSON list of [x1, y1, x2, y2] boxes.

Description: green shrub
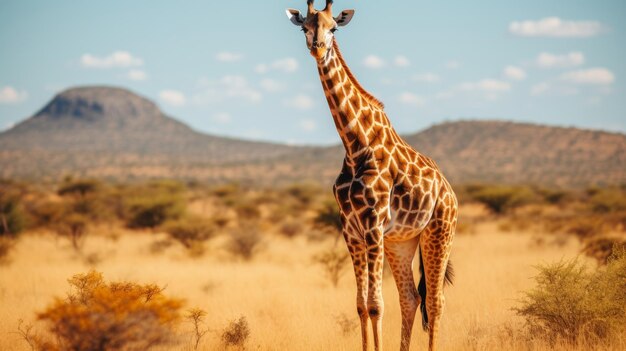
[[0, 190, 27, 237], [57, 179, 100, 197], [590, 189, 626, 213], [29, 200, 65, 228], [284, 183, 321, 208], [470, 186, 537, 214], [538, 188, 570, 205], [515, 249, 626, 345], [126, 194, 185, 229], [314, 199, 342, 233], [162, 217, 215, 249], [232, 200, 261, 221]]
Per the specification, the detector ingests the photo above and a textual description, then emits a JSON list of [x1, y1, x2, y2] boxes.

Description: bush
[[232, 200, 261, 221], [36, 270, 183, 351], [126, 194, 185, 228], [284, 183, 320, 208], [55, 213, 89, 251], [313, 246, 350, 287], [314, 199, 342, 234], [227, 224, 262, 261], [186, 308, 209, 350], [590, 189, 626, 213], [582, 237, 626, 265], [470, 186, 537, 215], [0, 190, 27, 237], [515, 249, 626, 346], [28, 200, 64, 228], [278, 219, 303, 238], [162, 217, 215, 249], [57, 179, 100, 197], [221, 316, 250, 350]]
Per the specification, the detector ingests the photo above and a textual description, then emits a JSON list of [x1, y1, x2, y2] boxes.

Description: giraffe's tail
[[417, 245, 454, 331]]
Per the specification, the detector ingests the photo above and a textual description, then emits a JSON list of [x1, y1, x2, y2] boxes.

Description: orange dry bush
[[36, 270, 183, 351]]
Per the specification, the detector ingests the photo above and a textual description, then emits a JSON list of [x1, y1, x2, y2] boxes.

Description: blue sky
[[0, 0, 624, 144]]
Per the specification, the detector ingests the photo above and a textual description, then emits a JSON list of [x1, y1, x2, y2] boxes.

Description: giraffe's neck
[[317, 40, 394, 159]]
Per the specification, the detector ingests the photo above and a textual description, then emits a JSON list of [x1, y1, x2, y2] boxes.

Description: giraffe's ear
[[335, 9, 355, 27], [286, 9, 305, 26]]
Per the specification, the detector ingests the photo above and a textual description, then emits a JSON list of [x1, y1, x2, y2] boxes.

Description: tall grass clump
[[221, 316, 250, 350], [515, 247, 626, 346], [34, 270, 184, 351]]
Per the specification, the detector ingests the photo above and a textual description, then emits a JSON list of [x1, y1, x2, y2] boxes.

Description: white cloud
[[439, 79, 511, 100], [561, 68, 615, 85], [127, 69, 147, 81], [393, 55, 410, 67], [503, 66, 527, 80], [284, 94, 314, 110], [254, 64, 269, 74], [530, 81, 580, 96], [212, 112, 232, 124], [412, 73, 440, 83], [216, 52, 243, 62], [259, 78, 285, 92], [159, 90, 186, 107], [536, 52, 584, 68], [299, 119, 317, 132], [363, 55, 386, 69], [0, 86, 27, 104], [459, 79, 511, 92], [509, 17, 605, 38], [398, 92, 425, 107], [81, 51, 143, 68], [193, 75, 262, 105], [445, 60, 461, 70], [256, 58, 299, 74], [530, 82, 550, 96]]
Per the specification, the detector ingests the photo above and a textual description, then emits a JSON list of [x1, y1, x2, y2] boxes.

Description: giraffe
[[286, 1, 457, 351]]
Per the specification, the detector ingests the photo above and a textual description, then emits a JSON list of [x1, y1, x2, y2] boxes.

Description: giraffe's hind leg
[[384, 237, 420, 351], [419, 219, 455, 351]]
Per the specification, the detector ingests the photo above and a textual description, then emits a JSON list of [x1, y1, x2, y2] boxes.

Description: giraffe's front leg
[[343, 229, 370, 351], [364, 224, 385, 351]]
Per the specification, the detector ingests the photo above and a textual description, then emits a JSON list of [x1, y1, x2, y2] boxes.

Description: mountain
[[0, 86, 301, 182], [1, 86, 624, 187]]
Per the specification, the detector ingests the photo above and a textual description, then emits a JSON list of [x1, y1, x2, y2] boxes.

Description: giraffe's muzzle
[[311, 43, 327, 60]]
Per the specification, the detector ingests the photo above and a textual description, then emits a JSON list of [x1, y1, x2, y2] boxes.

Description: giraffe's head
[[286, 0, 355, 61]]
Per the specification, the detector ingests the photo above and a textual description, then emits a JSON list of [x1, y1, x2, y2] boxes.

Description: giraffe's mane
[[332, 40, 385, 110]]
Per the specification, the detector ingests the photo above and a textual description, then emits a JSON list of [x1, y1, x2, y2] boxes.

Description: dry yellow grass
[[0, 217, 619, 350]]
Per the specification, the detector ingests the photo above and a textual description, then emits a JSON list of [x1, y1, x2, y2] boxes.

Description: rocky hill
[[0, 86, 300, 182], [1, 86, 624, 187]]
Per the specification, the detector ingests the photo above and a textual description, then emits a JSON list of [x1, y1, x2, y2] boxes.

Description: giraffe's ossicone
[[286, 2, 457, 351]]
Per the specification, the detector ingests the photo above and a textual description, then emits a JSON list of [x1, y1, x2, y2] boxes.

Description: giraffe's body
[[287, 2, 457, 350]]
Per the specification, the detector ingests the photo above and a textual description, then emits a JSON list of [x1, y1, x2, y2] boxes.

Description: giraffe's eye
[[330, 27, 338, 33], [301, 27, 308, 34]]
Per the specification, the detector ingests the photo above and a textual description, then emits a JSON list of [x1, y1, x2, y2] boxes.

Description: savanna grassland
[[1, 179, 625, 351]]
